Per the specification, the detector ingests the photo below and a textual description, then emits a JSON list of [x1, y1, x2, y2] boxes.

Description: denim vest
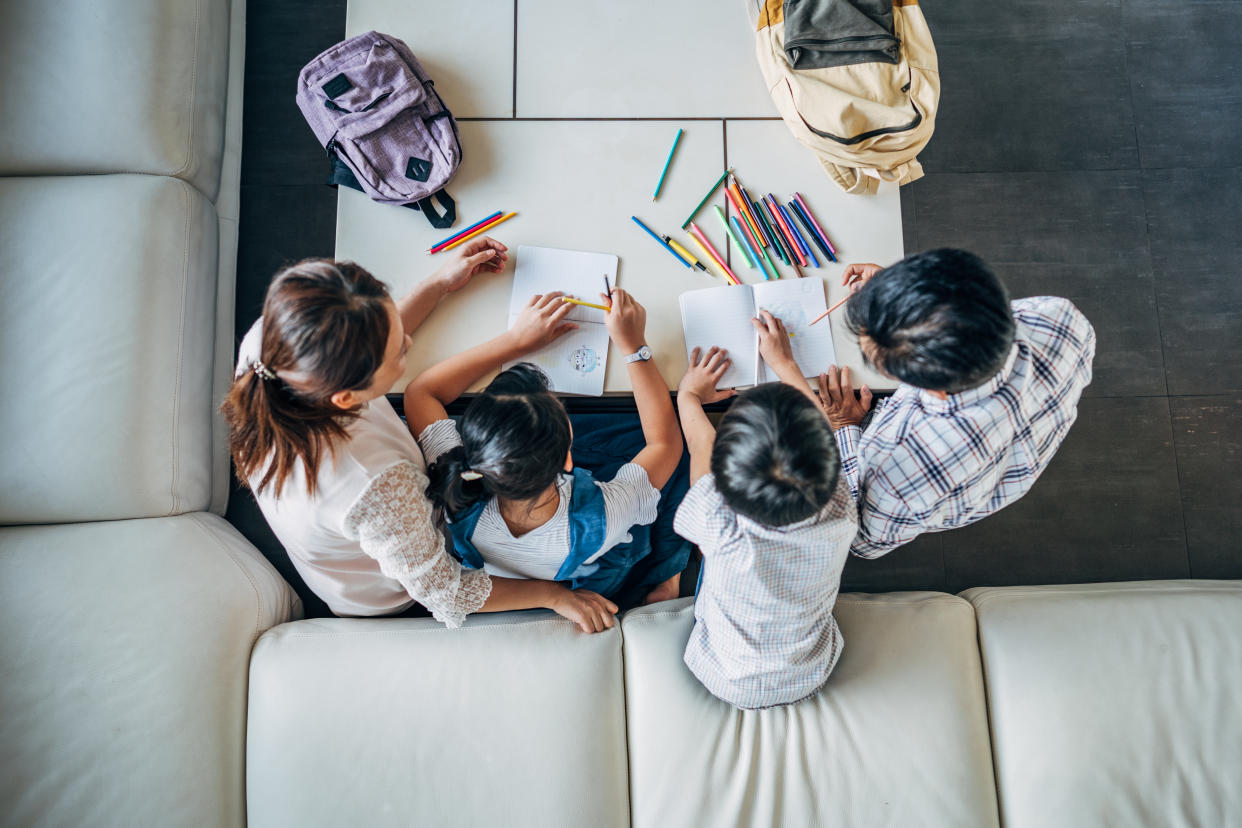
[[446, 468, 651, 596]]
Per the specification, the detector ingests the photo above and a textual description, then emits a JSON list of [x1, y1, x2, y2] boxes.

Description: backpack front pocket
[[339, 106, 451, 202]]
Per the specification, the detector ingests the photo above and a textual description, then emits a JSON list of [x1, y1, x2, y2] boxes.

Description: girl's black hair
[[425, 363, 572, 518], [845, 248, 1016, 393], [711, 383, 840, 527]]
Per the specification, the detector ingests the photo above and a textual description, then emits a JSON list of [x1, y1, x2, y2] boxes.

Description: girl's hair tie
[[252, 360, 277, 381], [460, 470, 483, 481]]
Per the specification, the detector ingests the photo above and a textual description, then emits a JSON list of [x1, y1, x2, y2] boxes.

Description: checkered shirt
[[674, 473, 858, 709], [836, 296, 1096, 559]]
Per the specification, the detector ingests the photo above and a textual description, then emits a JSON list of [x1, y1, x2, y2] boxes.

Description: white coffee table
[[335, 0, 905, 394]]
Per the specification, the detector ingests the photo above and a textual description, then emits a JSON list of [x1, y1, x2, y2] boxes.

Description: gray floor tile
[[841, 534, 947, 594], [1143, 167, 1242, 395], [911, 171, 1149, 266], [1126, 2, 1242, 170], [1170, 396, 1242, 579], [900, 184, 917, 253], [940, 396, 1189, 591], [997, 263, 1165, 397], [920, 0, 1138, 172]]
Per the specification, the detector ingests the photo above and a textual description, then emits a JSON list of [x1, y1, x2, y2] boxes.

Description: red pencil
[[429, 210, 504, 254]]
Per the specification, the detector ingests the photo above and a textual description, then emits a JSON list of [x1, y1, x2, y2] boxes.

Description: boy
[[673, 312, 857, 709]]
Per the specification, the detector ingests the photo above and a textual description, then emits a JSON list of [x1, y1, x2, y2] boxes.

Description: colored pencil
[[809, 293, 851, 326], [632, 216, 691, 269], [688, 222, 740, 284], [440, 212, 516, 252], [665, 236, 709, 273], [724, 184, 763, 253], [732, 215, 766, 280], [793, 192, 838, 256], [652, 128, 683, 200], [765, 196, 807, 267], [562, 297, 612, 312], [743, 187, 778, 253], [604, 274, 612, 299], [776, 199, 819, 267], [715, 206, 754, 268], [789, 199, 836, 262], [753, 200, 788, 266], [728, 178, 765, 248], [428, 211, 502, 252], [754, 227, 779, 280], [686, 233, 723, 281], [681, 168, 732, 229]]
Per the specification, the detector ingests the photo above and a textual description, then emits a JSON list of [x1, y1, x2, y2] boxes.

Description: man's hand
[[842, 262, 883, 294], [430, 236, 509, 294], [752, 309, 797, 374], [545, 585, 618, 633], [603, 288, 647, 354], [509, 291, 576, 352], [678, 346, 736, 404], [817, 365, 873, 429]]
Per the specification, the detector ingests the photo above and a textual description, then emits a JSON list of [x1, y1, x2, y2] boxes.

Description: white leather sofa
[[3, 3, 1239, 828]]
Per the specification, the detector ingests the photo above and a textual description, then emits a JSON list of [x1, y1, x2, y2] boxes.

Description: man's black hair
[[845, 248, 1016, 393], [711, 383, 839, 527]]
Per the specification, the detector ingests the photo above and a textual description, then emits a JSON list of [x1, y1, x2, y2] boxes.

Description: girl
[[221, 243, 618, 633], [404, 289, 690, 609]]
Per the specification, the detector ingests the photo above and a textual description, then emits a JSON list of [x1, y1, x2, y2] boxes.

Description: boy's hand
[[842, 262, 882, 293], [546, 586, 618, 633], [430, 236, 508, 294], [817, 365, 873, 429], [752, 309, 797, 372], [510, 292, 576, 352], [678, 346, 736, 404], [603, 288, 647, 354]]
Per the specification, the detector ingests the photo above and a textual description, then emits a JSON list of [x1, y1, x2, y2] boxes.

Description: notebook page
[[509, 245, 619, 325], [504, 321, 610, 396], [751, 278, 837, 383], [679, 285, 759, 389]]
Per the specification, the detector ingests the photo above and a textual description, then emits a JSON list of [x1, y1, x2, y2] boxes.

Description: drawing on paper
[[568, 347, 601, 374]]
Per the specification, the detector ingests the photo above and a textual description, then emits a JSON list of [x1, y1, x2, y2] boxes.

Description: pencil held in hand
[[561, 297, 612, 312]]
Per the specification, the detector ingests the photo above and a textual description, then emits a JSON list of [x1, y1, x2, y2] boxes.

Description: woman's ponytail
[[425, 444, 490, 517]]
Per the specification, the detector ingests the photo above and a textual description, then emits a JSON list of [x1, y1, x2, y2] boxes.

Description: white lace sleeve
[[342, 461, 492, 628]]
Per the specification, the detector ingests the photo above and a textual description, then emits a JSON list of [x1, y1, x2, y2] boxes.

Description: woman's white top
[[237, 321, 490, 624], [416, 419, 660, 580]]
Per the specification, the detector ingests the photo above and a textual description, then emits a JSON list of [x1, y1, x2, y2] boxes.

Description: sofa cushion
[[0, 513, 297, 827], [0, 0, 231, 199], [0, 175, 218, 524], [963, 580, 1242, 828], [247, 612, 630, 828], [621, 595, 1000, 828]]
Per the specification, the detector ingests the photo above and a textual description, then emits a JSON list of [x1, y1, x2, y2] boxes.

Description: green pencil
[[715, 205, 755, 268], [683, 168, 733, 229]]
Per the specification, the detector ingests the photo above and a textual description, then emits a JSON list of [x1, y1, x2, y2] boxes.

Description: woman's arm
[[396, 236, 509, 334], [676, 347, 735, 484], [603, 289, 683, 490], [403, 292, 576, 436]]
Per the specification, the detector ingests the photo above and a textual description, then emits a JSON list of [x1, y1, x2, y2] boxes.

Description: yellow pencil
[[440, 211, 517, 252], [561, 297, 611, 311]]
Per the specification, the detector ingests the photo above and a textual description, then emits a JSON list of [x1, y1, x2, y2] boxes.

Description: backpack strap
[[412, 189, 456, 229], [325, 151, 435, 214]]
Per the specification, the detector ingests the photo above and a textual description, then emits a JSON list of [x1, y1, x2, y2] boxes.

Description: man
[[818, 248, 1096, 558]]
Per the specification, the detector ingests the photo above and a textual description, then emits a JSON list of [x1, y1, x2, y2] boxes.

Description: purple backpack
[[296, 31, 460, 228]]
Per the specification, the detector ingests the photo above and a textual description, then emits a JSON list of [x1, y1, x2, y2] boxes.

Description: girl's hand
[[678, 346, 736, 404], [509, 292, 576, 352], [752, 309, 797, 373], [546, 586, 618, 633], [430, 236, 509, 294], [602, 288, 647, 354]]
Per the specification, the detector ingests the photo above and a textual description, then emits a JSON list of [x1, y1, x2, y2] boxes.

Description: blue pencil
[[632, 216, 690, 269], [652, 128, 683, 200], [427, 210, 502, 251], [777, 200, 819, 267], [732, 215, 769, 280], [789, 200, 837, 262]]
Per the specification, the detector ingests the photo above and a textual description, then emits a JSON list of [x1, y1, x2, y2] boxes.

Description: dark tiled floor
[[230, 0, 1242, 612]]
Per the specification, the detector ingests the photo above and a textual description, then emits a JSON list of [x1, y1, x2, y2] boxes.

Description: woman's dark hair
[[711, 383, 840, 527], [426, 364, 572, 518], [221, 259, 392, 497], [846, 248, 1016, 393]]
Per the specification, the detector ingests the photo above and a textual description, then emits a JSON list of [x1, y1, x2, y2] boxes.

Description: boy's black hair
[[846, 248, 1016, 393], [425, 363, 571, 517], [711, 383, 839, 527]]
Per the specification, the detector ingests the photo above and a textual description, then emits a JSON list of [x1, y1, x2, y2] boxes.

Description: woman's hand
[[430, 236, 509, 294], [842, 262, 883, 293], [678, 346, 736, 404], [602, 289, 647, 354], [817, 365, 873, 429], [752, 309, 797, 374], [509, 291, 576, 352], [545, 585, 618, 633]]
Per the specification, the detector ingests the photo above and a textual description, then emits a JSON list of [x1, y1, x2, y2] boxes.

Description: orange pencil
[[724, 184, 764, 254], [439, 211, 516, 252], [809, 293, 851, 326], [729, 176, 765, 247]]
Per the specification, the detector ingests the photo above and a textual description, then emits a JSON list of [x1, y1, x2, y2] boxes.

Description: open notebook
[[506, 245, 619, 396], [680, 279, 838, 388]]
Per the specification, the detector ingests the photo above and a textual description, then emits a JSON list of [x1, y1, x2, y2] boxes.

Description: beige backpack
[[749, 0, 940, 194]]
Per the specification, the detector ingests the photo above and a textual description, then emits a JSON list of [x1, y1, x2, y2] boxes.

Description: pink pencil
[[809, 293, 851, 326], [793, 192, 838, 256], [688, 222, 740, 285]]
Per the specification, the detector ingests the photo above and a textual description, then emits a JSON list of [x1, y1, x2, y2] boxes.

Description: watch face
[[639, 345, 652, 360]]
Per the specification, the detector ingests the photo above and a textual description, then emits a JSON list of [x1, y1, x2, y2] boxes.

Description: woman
[[221, 238, 618, 632]]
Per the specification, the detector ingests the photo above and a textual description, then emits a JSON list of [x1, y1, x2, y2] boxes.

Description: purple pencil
[[793, 192, 838, 257]]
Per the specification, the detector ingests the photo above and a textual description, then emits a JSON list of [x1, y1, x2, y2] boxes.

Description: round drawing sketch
[[568, 347, 600, 374]]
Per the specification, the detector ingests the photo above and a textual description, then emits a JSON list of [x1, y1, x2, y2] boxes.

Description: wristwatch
[[624, 345, 653, 365]]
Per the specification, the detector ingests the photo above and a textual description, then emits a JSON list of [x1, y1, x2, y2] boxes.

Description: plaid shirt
[[674, 473, 857, 709], [837, 297, 1096, 559]]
